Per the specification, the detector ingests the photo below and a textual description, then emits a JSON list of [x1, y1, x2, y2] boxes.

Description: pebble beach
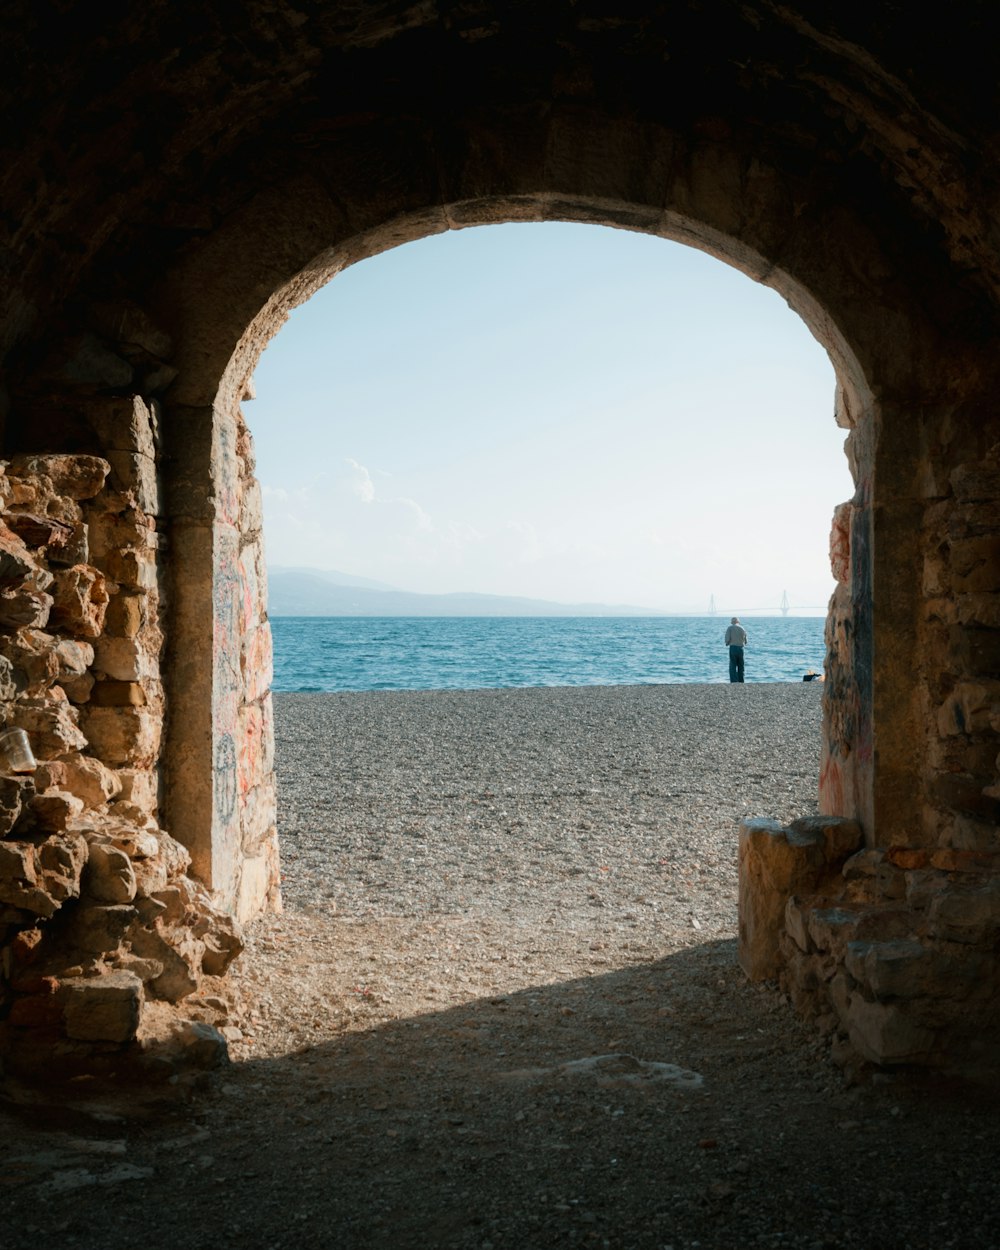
[[274, 681, 825, 929], [8, 681, 1000, 1250]]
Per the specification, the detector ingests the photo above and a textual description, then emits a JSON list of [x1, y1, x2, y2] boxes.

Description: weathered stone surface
[[0, 586, 52, 628], [0, 519, 39, 583], [843, 998, 936, 1065], [31, 788, 85, 831], [128, 917, 204, 1002], [15, 700, 88, 758], [806, 907, 861, 960], [116, 768, 158, 813], [4, 510, 75, 550], [62, 970, 143, 1042], [829, 501, 851, 585], [738, 819, 827, 981], [93, 636, 157, 681], [165, 1019, 229, 1069], [845, 939, 928, 998], [104, 591, 145, 638], [8, 454, 110, 501], [84, 842, 137, 904], [0, 653, 16, 702], [55, 637, 95, 676], [0, 833, 87, 917], [928, 883, 1000, 943], [201, 911, 244, 976], [88, 304, 173, 368], [788, 815, 864, 864], [90, 680, 147, 707], [49, 563, 110, 637], [80, 706, 160, 767], [105, 451, 159, 516], [66, 903, 137, 955], [55, 754, 122, 807], [98, 548, 157, 592], [0, 774, 32, 835]]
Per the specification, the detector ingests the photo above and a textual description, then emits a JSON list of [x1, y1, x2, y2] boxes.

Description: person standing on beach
[[725, 617, 748, 682]]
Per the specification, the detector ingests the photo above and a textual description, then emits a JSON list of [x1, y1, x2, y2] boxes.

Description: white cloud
[[345, 458, 376, 503]]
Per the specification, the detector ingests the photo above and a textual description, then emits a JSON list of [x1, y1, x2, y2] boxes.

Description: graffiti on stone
[[214, 732, 237, 824]]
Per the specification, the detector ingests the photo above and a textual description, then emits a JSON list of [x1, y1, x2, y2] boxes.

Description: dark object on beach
[[802, 671, 822, 682]]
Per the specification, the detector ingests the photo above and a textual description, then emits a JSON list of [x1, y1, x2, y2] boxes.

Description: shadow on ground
[[3, 939, 999, 1250]]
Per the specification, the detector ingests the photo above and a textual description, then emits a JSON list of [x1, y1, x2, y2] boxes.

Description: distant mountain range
[[267, 566, 661, 617]]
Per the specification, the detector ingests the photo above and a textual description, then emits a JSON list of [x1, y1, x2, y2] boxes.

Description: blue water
[[271, 616, 826, 693]]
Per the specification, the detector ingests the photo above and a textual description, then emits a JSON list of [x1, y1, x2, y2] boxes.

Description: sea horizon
[[270, 614, 828, 693]]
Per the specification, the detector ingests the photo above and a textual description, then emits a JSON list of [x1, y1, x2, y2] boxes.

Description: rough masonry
[[0, 1, 997, 1084]]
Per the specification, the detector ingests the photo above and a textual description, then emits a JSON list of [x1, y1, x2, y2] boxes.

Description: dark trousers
[[729, 645, 745, 682]]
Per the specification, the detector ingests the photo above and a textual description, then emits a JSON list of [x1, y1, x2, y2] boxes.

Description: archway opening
[[217, 220, 855, 1061]]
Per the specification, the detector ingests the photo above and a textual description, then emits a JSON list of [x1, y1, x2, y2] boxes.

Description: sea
[[271, 616, 827, 693]]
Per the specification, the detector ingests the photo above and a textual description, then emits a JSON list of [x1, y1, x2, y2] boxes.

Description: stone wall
[[739, 428, 1000, 1081], [0, 380, 249, 1077]]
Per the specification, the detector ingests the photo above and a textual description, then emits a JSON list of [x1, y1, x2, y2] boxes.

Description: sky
[[248, 222, 853, 615]]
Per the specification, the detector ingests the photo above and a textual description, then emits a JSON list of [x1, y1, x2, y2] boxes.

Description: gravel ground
[[3, 684, 999, 1249]]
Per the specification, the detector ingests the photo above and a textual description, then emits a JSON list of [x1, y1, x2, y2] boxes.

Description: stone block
[[951, 464, 1000, 503], [99, 548, 157, 592], [0, 653, 16, 702], [807, 907, 861, 959], [154, 828, 192, 880], [950, 536, 1000, 594], [49, 564, 110, 637], [936, 680, 1000, 736], [956, 593, 1000, 629], [49, 520, 89, 568], [105, 450, 160, 516], [0, 518, 38, 582], [738, 818, 827, 981], [67, 903, 137, 955], [37, 830, 87, 891], [0, 836, 78, 918], [789, 814, 864, 864], [845, 939, 928, 998], [81, 706, 160, 767], [116, 768, 158, 813], [0, 629, 58, 690], [928, 882, 1000, 943], [132, 855, 169, 897], [0, 586, 52, 628], [242, 622, 273, 703], [784, 896, 812, 952], [85, 843, 137, 904], [201, 912, 244, 976], [31, 788, 85, 831], [106, 824, 160, 859], [4, 510, 76, 551], [240, 786, 276, 856], [129, 919, 205, 1002], [88, 307, 173, 371], [844, 998, 936, 1065], [8, 454, 110, 501], [104, 592, 145, 638], [62, 970, 143, 1042], [54, 638, 95, 676], [93, 635, 157, 681], [16, 700, 88, 758], [829, 501, 851, 584], [90, 680, 147, 707], [57, 754, 122, 807], [167, 1019, 229, 1069], [0, 774, 31, 835]]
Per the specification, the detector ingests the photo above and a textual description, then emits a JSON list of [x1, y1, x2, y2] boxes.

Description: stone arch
[[1, 2, 998, 1082]]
